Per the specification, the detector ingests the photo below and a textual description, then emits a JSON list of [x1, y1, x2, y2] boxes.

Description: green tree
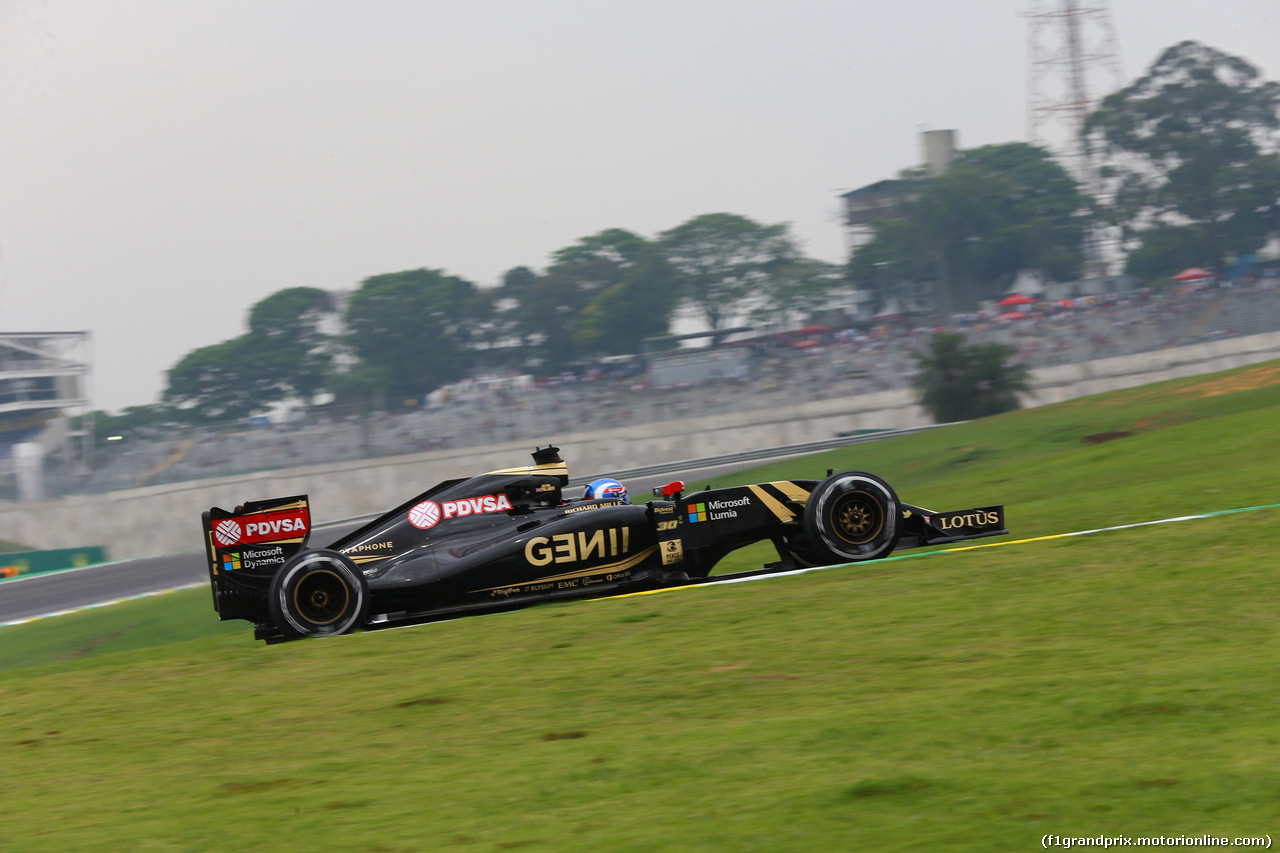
[[1086, 41, 1280, 273], [244, 286, 336, 403], [849, 144, 1085, 317], [474, 266, 542, 368], [569, 232, 678, 355], [1118, 225, 1206, 282], [752, 258, 848, 326], [912, 332, 1029, 423], [510, 229, 678, 371], [343, 269, 484, 402], [845, 216, 935, 309], [161, 287, 338, 423], [163, 336, 277, 422], [658, 213, 797, 343], [498, 266, 539, 302], [512, 268, 589, 372]]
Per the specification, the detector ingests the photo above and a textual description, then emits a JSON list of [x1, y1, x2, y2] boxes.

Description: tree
[[160, 287, 338, 423], [1086, 41, 1280, 273], [244, 286, 336, 403], [511, 268, 590, 372], [659, 213, 797, 343], [163, 336, 279, 422], [849, 144, 1086, 317], [1117, 225, 1206, 282], [569, 233, 678, 355], [912, 332, 1029, 423], [752, 258, 847, 327], [343, 269, 484, 402], [845, 216, 935, 308], [510, 229, 678, 371]]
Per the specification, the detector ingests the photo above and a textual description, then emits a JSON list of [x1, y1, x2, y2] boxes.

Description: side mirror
[[652, 480, 685, 501]]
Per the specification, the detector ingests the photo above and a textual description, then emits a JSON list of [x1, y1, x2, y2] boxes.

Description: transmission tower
[[1025, 1, 1125, 276]]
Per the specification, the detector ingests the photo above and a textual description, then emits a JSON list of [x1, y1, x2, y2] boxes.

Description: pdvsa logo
[[409, 500, 442, 529], [215, 519, 242, 546], [409, 494, 514, 529], [213, 510, 308, 546]]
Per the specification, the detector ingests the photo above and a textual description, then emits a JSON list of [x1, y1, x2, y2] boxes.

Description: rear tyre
[[269, 550, 369, 638], [803, 471, 900, 564]]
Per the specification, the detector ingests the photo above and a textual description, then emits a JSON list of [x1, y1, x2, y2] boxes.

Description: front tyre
[[269, 550, 369, 638], [803, 471, 900, 564]]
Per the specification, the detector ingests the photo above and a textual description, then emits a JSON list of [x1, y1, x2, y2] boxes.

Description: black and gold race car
[[202, 446, 1007, 643]]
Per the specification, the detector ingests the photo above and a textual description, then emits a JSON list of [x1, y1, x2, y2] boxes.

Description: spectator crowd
[[39, 273, 1280, 497]]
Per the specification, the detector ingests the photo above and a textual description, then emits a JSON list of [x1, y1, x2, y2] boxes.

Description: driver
[[582, 478, 628, 503]]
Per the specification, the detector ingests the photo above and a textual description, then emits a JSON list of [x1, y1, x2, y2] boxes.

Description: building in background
[[0, 332, 91, 501]]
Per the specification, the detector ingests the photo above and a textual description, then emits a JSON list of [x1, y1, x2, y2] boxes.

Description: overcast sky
[[1, 1, 1276, 412]]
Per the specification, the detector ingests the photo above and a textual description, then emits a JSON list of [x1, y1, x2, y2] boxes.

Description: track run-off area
[[5, 500, 1277, 630]]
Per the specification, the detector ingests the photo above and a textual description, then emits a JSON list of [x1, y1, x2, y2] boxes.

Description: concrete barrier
[[2, 330, 1278, 561]]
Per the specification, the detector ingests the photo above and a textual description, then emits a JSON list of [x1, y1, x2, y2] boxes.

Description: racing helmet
[[583, 478, 628, 503]]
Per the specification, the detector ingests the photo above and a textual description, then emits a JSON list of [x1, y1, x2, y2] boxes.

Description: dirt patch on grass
[[55, 632, 126, 663], [844, 777, 933, 798], [1084, 430, 1133, 445], [1176, 363, 1280, 398], [395, 697, 450, 708], [219, 778, 312, 795], [707, 662, 750, 672]]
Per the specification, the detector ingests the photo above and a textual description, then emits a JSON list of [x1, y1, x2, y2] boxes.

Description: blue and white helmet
[[583, 478, 628, 503]]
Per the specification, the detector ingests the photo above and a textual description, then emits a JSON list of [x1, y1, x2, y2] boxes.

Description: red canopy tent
[[996, 293, 1038, 307], [1172, 267, 1213, 281], [791, 323, 833, 335]]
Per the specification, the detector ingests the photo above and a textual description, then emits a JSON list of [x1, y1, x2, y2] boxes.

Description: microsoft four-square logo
[[688, 503, 707, 523]]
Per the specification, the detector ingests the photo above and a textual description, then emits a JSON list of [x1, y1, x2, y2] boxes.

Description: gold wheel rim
[[831, 491, 883, 546], [293, 568, 350, 626]]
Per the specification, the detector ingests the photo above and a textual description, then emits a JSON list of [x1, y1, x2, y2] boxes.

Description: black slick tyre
[[268, 549, 369, 638], [803, 470, 900, 563]]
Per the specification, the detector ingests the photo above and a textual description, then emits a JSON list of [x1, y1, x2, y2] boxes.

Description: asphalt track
[[0, 463, 755, 627]]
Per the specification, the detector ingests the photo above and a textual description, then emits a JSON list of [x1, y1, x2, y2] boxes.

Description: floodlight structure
[[0, 331, 92, 500], [1025, 0, 1124, 275]]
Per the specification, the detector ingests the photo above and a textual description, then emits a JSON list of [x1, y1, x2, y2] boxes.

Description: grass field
[[2, 362, 1279, 851]]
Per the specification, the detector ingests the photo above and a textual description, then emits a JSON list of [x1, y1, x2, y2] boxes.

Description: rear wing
[[202, 495, 312, 622]]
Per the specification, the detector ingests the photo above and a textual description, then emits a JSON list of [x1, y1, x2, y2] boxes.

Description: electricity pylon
[[1025, 1, 1125, 276]]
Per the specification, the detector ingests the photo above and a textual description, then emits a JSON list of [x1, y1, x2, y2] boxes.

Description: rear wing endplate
[[201, 495, 312, 615]]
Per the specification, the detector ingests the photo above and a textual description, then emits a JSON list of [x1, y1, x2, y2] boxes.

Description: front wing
[[897, 503, 1007, 550]]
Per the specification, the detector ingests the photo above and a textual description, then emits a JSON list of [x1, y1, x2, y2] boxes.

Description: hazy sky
[[1, 1, 1276, 412]]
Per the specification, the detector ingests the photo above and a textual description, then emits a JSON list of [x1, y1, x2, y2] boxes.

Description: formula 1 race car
[[202, 447, 1007, 643]]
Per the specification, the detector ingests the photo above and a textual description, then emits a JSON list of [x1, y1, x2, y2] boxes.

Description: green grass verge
[[1, 360, 1279, 851], [0, 585, 244, 673]]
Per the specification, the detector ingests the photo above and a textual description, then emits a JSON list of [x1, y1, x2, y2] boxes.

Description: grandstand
[[0, 332, 91, 501], [14, 276, 1280, 500]]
